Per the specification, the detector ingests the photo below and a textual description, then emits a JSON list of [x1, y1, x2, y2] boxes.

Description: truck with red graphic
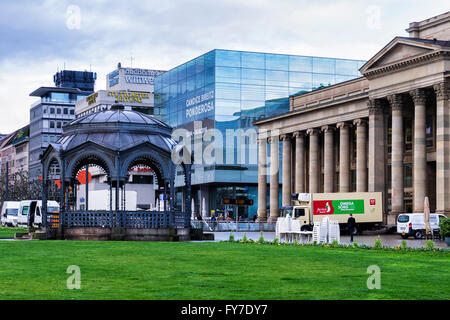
[[280, 192, 384, 233]]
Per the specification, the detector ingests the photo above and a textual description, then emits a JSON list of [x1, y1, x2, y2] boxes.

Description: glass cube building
[[154, 49, 365, 219]]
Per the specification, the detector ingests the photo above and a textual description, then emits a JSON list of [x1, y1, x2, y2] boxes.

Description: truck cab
[[280, 205, 312, 231], [18, 200, 60, 227], [1, 201, 21, 227]]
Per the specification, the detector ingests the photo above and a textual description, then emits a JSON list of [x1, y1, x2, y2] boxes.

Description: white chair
[[312, 222, 321, 243]]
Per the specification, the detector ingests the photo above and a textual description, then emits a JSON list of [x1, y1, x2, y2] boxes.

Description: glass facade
[[154, 49, 365, 218]]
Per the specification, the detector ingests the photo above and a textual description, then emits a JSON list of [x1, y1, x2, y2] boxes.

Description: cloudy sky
[[0, 0, 449, 133]]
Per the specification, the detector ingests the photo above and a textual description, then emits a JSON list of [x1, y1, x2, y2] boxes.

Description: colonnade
[[257, 81, 450, 222]]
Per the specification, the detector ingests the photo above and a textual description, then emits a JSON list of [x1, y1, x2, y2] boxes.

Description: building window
[[50, 108, 55, 114], [57, 108, 61, 115], [426, 115, 434, 148], [63, 108, 68, 115], [49, 121, 55, 128], [404, 163, 413, 188], [70, 110, 74, 115], [57, 121, 62, 129]]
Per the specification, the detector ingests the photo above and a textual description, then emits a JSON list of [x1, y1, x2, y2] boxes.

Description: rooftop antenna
[[130, 54, 134, 68], [64, 62, 66, 70]]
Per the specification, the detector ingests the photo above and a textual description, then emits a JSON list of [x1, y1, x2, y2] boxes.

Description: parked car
[[1, 201, 21, 227], [397, 213, 448, 239], [18, 200, 60, 227]]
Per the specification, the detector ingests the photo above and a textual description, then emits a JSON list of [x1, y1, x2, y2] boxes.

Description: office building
[[155, 49, 365, 218]]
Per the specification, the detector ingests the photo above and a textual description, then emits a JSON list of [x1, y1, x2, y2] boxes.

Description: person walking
[[347, 214, 356, 242]]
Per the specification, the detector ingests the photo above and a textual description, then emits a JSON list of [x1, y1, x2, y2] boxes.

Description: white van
[[18, 200, 60, 227], [397, 213, 447, 239], [1, 201, 21, 227]]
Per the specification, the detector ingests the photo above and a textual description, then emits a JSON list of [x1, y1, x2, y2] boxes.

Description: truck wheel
[[301, 225, 312, 232], [401, 234, 409, 239], [413, 230, 423, 239]]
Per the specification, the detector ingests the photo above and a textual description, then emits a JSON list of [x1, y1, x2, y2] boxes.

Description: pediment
[[360, 37, 443, 75], [371, 44, 433, 68]]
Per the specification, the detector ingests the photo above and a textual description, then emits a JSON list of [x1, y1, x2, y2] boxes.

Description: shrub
[[353, 241, 359, 248], [272, 237, 279, 245], [425, 240, 435, 250], [401, 240, 408, 250], [242, 232, 248, 242], [439, 217, 450, 237], [331, 239, 339, 246], [258, 231, 265, 244], [293, 238, 299, 246], [374, 236, 382, 249], [229, 232, 234, 242]]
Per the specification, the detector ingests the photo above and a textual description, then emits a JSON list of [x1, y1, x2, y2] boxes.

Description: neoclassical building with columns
[[254, 12, 450, 226]]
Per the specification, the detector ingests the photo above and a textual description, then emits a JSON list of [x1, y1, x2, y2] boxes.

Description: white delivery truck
[[280, 192, 384, 233], [1, 201, 21, 227], [83, 190, 137, 211], [18, 200, 60, 227], [397, 213, 447, 239]]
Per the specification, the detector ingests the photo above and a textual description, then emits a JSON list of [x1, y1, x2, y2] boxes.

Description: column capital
[[306, 128, 319, 136], [257, 138, 267, 144], [433, 81, 450, 101], [409, 88, 427, 104], [336, 122, 350, 129], [321, 125, 335, 133], [387, 94, 405, 111], [353, 118, 367, 127], [367, 99, 385, 115], [292, 131, 305, 138], [280, 134, 292, 141], [267, 136, 279, 143]]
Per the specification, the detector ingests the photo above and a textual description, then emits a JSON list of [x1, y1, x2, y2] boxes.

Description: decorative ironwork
[[62, 210, 190, 229]]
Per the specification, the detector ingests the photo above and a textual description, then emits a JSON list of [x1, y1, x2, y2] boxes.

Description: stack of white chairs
[[276, 214, 303, 243], [319, 217, 329, 243], [311, 218, 341, 244], [328, 220, 341, 244], [312, 222, 321, 243]]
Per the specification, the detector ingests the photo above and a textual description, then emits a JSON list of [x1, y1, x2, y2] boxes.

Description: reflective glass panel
[[313, 57, 335, 74], [216, 66, 241, 84], [215, 50, 241, 67], [241, 52, 265, 69], [289, 55, 312, 72], [266, 54, 289, 71]]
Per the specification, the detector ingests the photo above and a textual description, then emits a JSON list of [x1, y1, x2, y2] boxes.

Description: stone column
[[387, 95, 404, 214], [293, 131, 305, 193], [281, 134, 292, 207], [257, 136, 268, 221], [353, 119, 367, 192], [307, 128, 320, 193], [433, 81, 450, 214], [321, 125, 335, 193], [337, 122, 350, 192], [368, 99, 386, 192], [410, 89, 427, 213], [269, 135, 279, 222]]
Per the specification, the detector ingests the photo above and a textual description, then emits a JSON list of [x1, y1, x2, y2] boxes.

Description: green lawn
[[0, 227, 27, 239], [0, 241, 448, 300]]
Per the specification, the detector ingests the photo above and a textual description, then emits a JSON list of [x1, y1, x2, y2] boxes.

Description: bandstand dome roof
[[55, 105, 177, 153]]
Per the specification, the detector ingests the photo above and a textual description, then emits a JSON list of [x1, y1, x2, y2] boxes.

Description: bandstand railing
[[60, 210, 191, 229]]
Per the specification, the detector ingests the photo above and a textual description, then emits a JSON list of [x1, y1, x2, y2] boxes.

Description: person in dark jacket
[[347, 214, 356, 242]]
